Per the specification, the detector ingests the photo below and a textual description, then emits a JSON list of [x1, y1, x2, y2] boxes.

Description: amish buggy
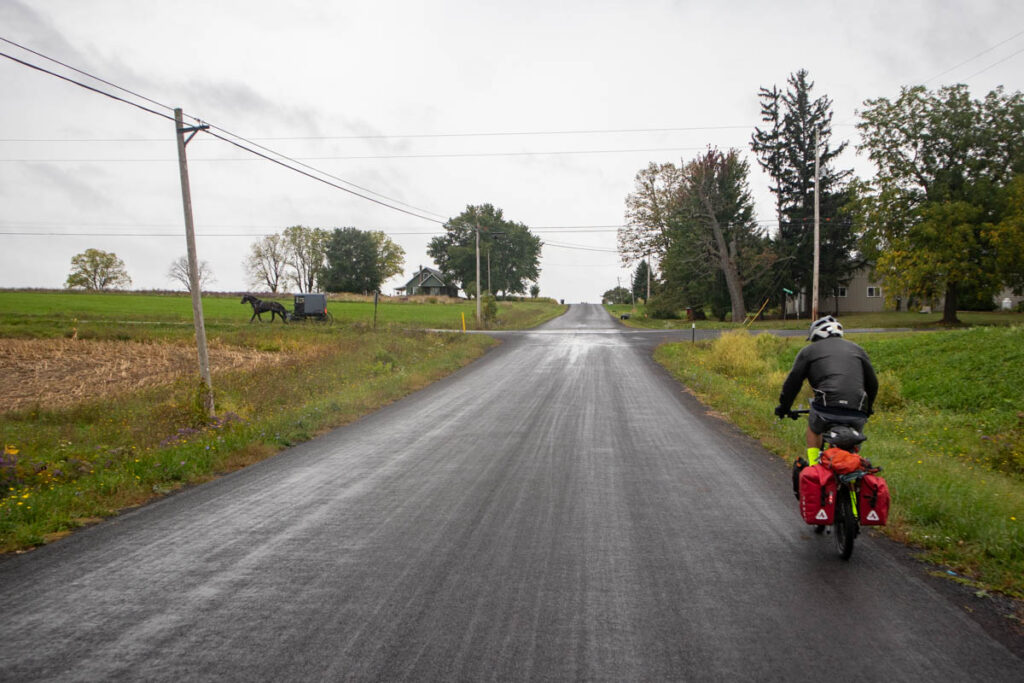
[[289, 293, 333, 322], [241, 294, 289, 323]]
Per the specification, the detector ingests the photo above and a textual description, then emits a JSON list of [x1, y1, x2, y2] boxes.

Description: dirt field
[[0, 339, 282, 413]]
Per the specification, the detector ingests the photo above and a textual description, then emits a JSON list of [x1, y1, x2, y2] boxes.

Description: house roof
[[402, 266, 446, 290]]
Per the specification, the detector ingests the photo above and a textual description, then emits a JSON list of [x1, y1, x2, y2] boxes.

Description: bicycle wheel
[[834, 487, 857, 560]]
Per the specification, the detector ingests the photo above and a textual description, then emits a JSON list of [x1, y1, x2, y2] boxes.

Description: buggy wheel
[[834, 488, 858, 560]]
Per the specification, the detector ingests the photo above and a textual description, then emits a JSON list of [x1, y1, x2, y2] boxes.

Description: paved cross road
[[1, 305, 1021, 681]]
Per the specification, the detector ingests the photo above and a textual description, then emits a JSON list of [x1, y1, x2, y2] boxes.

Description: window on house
[[837, 287, 848, 298], [867, 287, 881, 298]]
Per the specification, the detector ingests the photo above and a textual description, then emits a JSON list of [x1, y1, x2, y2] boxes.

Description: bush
[[873, 369, 907, 412], [646, 293, 681, 319], [707, 330, 769, 378]]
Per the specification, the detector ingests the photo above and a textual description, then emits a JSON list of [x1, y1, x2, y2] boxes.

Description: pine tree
[[631, 260, 650, 302], [751, 69, 859, 315]]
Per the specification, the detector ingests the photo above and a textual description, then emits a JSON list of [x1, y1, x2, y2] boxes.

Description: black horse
[[241, 294, 289, 323]]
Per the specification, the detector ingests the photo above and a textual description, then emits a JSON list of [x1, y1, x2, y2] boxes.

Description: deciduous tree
[[168, 255, 215, 293], [65, 248, 131, 291], [282, 225, 330, 292], [321, 227, 381, 294], [620, 163, 684, 266], [855, 84, 1024, 323], [428, 204, 541, 297], [371, 231, 406, 283], [244, 233, 288, 293]]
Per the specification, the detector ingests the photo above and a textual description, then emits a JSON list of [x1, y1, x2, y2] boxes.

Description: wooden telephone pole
[[174, 108, 214, 417], [811, 129, 820, 321]]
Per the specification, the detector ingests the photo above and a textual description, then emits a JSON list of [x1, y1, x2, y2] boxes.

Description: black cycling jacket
[[778, 336, 878, 414]]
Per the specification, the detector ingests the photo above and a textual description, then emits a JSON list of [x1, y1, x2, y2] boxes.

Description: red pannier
[[799, 464, 837, 525], [857, 473, 890, 526]]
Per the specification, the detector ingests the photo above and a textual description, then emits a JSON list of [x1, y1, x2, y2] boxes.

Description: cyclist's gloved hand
[[774, 405, 788, 419]]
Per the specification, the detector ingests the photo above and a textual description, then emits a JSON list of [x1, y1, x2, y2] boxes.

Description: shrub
[[646, 293, 681, 319], [873, 369, 907, 412], [707, 330, 768, 378]]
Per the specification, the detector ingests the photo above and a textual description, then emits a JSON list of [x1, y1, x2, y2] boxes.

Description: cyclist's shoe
[[792, 457, 808, 499]]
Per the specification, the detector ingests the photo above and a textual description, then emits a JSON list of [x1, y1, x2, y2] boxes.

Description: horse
[[241, 294, 289, 323]]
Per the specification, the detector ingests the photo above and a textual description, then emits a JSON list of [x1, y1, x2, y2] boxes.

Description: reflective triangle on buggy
[[815, 509, 829, 521], [866, 510, 880, 521]]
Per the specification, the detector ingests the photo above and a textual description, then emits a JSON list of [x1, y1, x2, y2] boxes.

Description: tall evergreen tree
[[631, 260, 651, 302], [751, 69, 859, 315]]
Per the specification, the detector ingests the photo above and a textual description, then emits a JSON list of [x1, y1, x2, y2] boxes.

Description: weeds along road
[[0, 304, 1020, 681]]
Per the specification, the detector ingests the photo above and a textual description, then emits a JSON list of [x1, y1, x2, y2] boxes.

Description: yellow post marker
[[461, 312, 466, 333]]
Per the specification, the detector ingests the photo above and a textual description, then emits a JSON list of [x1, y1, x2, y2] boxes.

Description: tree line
[[617, 70, 1024, 324], [63, 209, 545, 299], [244, 225, 405, 294]]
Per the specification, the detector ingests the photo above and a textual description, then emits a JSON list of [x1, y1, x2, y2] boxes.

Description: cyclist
[[775, 315, 878, 469]]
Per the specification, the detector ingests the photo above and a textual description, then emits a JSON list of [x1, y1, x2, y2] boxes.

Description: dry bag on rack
[[798, 464, 837, 525], [857, 473, 890, 526]]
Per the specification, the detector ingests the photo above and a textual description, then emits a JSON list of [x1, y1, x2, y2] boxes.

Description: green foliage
[[281, 225, 330, 292], [631, 260, 651, 301], [65, 249, 131, 291], [707, 330, 769, 377], [645, 292, 682, 319], [855, 84, 1024, 323], [751, 69, 857, 312], [371, 231, 406, 282], [602, 286, 631, 305], [427, 204, 542, 297], [481, 293, 498, 325], [322, 227, 381, 294]]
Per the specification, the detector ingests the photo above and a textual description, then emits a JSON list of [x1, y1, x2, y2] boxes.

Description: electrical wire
[[0, 50, 175, 123], [964, 44, 1024, 80], [0, 125, 754, 143], [922, 28, 1024, 84], [0, 40, 448, 224], [0, 146, 707, 162], [0, 36, 176, 113]]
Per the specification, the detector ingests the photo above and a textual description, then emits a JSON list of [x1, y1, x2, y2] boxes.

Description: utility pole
[[174, 108, 214, 417], [487, 245, 491, 296], [812, 128, 820, 321], [646, 254, 651, 303], [475, 222, 481, 325]]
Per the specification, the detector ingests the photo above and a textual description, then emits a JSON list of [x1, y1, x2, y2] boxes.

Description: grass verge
[[0, 326, 496, 553], [605, 303, 1024, 330], [655, 327, 1024, 598]]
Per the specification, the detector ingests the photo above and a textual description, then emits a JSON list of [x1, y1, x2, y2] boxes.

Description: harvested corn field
[[0, 339, 282, 412]]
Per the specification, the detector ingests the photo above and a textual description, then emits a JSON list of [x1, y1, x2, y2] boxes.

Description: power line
[[922, 28, 1024, 84], [964, 44, 1024, 80], [0, 39, 447, 224], [0, 125, 756, 143], [0, 49, 175, 123], [0, 36, 176, 113], [0, 146, 707, 162]]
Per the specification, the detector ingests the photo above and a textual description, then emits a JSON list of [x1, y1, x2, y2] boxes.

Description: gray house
[[398, 266, 447, 296], [785, 267, 885, 316], [786, 265, 1023, 315]]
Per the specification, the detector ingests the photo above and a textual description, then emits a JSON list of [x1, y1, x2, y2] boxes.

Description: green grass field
[[0, 291, 567, 339], [0, 290, 565, 552], [655, 328, 1024, 598]]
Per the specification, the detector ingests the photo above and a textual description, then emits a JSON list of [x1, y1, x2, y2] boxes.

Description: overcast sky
[[2, 1, 1023, 303]]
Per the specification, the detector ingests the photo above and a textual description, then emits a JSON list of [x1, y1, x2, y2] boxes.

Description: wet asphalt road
[[0, 304, 1021, 681]]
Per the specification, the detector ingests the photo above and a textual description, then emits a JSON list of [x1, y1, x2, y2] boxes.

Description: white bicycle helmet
[[808, 315, 844, 341]]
